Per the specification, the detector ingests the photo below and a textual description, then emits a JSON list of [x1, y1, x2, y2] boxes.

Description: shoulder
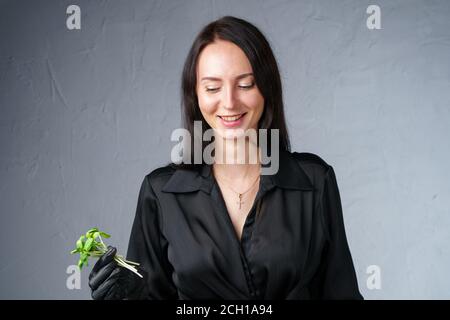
[[142, 162, 204, 191], [288, 151, 334, 186], [291, 151, 330, 167], [146, 163, 176, 179], [143, 163, 177, 190], [290, 151, 332, 174]]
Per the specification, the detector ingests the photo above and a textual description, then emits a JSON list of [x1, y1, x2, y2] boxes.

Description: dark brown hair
[[172, 15, 290, 170]]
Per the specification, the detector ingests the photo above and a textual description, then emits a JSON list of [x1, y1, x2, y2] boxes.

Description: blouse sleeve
[[309, 165, 364, 300], [126, 175, 178, 299]]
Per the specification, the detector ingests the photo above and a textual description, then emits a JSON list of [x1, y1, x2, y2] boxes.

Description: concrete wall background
[[1, 0, 449, 299]]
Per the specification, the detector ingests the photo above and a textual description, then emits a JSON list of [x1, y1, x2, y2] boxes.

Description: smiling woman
[[196, 40, 264, 132], [87, 15, 363, 300]]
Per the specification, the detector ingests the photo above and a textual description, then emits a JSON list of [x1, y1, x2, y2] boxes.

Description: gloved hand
[[88, 246, 148, 300]]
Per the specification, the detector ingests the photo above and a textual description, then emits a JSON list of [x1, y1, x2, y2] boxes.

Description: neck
[[212, 137, 261, 181]]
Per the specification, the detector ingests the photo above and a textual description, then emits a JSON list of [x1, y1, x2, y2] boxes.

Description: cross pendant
[[237, 194, 244, 209]]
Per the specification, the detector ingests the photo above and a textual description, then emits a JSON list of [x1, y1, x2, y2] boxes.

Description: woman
[[88, 16, 363, 300]]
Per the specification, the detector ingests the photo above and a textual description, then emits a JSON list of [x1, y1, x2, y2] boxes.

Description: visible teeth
[[221, 114, 244, 121]]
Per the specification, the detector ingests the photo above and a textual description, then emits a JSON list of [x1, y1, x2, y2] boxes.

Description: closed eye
[[205, 83, 255, 93], [239, 83, 255, 90]]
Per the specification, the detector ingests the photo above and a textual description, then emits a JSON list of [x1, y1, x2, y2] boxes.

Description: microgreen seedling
[[70, 227, 143, 278]]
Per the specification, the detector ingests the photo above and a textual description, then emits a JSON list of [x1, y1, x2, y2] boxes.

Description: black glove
[[88, 246, 148, 300]]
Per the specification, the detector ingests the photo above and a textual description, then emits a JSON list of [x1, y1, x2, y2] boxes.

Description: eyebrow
[[200, 72, 254, 82]]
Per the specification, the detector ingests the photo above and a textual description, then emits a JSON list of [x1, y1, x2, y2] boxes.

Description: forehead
[[197, 40, 253, 78]]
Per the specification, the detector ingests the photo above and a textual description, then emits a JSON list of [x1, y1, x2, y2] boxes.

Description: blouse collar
[[161, 149, 314, 194]]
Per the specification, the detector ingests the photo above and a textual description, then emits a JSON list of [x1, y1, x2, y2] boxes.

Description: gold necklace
[[213, 168, 261, 210]]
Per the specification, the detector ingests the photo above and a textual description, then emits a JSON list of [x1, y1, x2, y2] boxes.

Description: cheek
[[197, 93, 217, 115], [197, 95, 219, 127], [243, 93, 264, 115]]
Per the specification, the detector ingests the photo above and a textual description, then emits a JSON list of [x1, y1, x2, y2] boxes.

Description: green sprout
[[70, 227, 143, 278]]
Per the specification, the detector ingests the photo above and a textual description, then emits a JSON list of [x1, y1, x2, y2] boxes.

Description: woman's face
[[196, 39, 265, 139]]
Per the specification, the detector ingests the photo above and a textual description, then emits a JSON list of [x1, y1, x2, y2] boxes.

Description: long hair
[[172, 15, 290, 170]]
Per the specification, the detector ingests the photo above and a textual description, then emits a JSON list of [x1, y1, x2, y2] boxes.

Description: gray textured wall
[[1, 0, 449, 299]]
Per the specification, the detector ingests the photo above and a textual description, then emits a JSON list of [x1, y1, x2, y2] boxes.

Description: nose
[[222, 84, 238, 110]]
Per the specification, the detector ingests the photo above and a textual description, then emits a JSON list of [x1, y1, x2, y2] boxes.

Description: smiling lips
[[217, 112, 247, 127], [218, 112, 247, 121]]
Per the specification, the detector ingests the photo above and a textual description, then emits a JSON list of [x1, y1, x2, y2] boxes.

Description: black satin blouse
[[126, 149, 363, 300]]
